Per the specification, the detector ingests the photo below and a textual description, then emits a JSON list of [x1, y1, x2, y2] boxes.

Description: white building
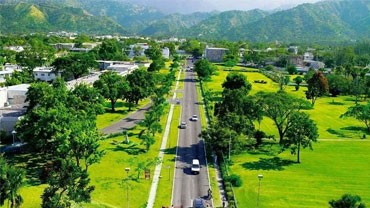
[[0, 64, 22, 83], [0, 84, 29, 134], [162, 47, 170, 59], [33, 67, 60, 82], [3, 46, 24, 53], [304, 52, 314, 61], [107, 63, 139, 72]]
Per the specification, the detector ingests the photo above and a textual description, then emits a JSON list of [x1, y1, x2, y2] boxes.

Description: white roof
[[33, 67, 54, 73], [6, 84, 30, 91]]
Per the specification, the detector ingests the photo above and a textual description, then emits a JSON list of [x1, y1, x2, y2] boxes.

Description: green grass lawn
[[153, 105, 180, 208], [202, 66, 370, 207], [96, 99, 150, 130], [230, 141, 370, 208]]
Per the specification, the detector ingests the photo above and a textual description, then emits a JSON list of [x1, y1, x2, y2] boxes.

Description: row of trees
[[15, 79, 105, 207], [201, 72, 318, 163]]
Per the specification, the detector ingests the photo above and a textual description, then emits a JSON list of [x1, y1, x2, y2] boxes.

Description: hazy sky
[[129, 0, 323, 14]]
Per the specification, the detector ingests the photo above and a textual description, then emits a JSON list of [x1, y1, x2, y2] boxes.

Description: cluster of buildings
[[203, 45, 326, 73]]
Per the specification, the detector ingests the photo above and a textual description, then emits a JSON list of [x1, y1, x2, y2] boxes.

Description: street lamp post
[[11, 130, 16, 145], [125, 167, 130, 208], [257, 174, 263, 208]]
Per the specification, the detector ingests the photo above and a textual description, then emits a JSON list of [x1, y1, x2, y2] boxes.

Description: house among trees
[[204, 47, 229, 62], [128, 43, 150, 58], [0, 64, 22, 83], [33, 67, 60, 82], [3, 46, 25, 53], [0, 84, 29, 134]]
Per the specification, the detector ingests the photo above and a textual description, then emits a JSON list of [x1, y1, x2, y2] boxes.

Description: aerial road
[[171, 59, 213, 208]]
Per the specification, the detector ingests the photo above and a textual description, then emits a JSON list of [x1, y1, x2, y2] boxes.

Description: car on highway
[[179, 121, 187, 129], [190, 115, 198, 121], [192, 198, 206, 208], [191, 159, 200, 174]]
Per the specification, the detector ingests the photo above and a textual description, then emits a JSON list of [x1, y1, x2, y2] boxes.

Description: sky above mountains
[[126, 0, 322, 13]]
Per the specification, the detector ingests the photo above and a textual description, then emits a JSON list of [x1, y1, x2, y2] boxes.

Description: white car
[[190, 115, 198, 121], [191, 159, 200, 174]]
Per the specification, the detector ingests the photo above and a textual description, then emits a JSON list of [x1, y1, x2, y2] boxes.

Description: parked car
[[190, 115, 198, 121], [191, 159, 200, 174], [179, 121, 187, 129]]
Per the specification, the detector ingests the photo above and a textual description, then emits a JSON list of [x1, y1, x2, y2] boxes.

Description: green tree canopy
[[329, 194, 366, 208], [194, 59, 216, 80], [93, 71, 128, 112], [52, 53, 97, 80], [256, 91, 310, 144], [305, 71, 329, 106], [285, 112, 318, 163], [340, 103, 370, 132]]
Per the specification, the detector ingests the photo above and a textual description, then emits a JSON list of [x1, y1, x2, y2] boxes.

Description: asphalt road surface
[[172, 60, 212, 207]]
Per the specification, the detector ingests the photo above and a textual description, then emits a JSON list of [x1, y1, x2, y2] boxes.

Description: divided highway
[[171, 60, 212, 207]]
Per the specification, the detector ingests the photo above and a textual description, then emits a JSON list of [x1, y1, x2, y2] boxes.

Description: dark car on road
[[193, 198, 206, 208]]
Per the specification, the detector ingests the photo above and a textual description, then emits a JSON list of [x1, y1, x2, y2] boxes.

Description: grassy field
[[231, 141, 370, 207], [202, 65, 370, 207], [96, 99, 150, 130], [153, 105, 180, 207]]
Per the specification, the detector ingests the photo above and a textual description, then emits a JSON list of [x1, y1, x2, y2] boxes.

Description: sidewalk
[[146, 68, 182, 208]]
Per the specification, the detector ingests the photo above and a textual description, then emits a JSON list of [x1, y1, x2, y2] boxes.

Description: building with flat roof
[[33, 67, 60, 82], [204, 47, 229, 62]]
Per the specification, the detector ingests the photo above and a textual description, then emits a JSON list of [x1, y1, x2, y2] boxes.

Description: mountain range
[[0, 0, 369, 43]]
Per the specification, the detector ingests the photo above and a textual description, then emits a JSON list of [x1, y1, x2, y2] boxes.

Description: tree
[[147, 58, 165, 72], [144, 45, 162, 60], [5, 68, 34, 86], [287, 65, 297, 75], [93, 71, 128, 112], [223, 53, 238, 67], [293, 76, 303, 91], [285, 112, 318, 163], [124, 69, 155, 109], [95, 40, 127, 61], [194, 59, 216, 80], [256, 91, 310, 144], [329, 194, 366, 208], [340, 103, 370, 132], [0, 156, 25, 208], [221, 72, 251, 92], [305, 71, 329, 106], [70, 84, 105, 116], [327, 74, 351, 97], [41, 159, 94, 208], [52, 53, 97, 80]]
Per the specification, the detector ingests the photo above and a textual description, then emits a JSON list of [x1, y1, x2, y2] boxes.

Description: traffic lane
[[172, 63, 211, 207]]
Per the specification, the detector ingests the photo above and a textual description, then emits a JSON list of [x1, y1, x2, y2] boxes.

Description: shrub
[[225, 174, 243, 187]]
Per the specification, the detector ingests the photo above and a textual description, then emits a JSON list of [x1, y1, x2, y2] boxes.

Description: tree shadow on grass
[[340, 126, 369, 135], [328, 101, 345, 105], [6, 151, 46, 186], [327, 128, 346, 138], [163, 146, 176, 155], [241, 157, 296, 171], [111, 143, 146, 155]]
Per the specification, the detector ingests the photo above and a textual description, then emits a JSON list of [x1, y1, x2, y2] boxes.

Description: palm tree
[[0, 157, 25, 208], [6, 167, 25, 208]]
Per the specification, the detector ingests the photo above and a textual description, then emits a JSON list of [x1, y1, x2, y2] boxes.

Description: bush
[[225, 174, 243, 187]]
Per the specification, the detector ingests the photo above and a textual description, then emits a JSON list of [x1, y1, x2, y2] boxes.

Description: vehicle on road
[[192, 198, 206, 208], [179, 121, 187, 129], [190, 115, 198, 121], [191, 159, 200, 174]]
